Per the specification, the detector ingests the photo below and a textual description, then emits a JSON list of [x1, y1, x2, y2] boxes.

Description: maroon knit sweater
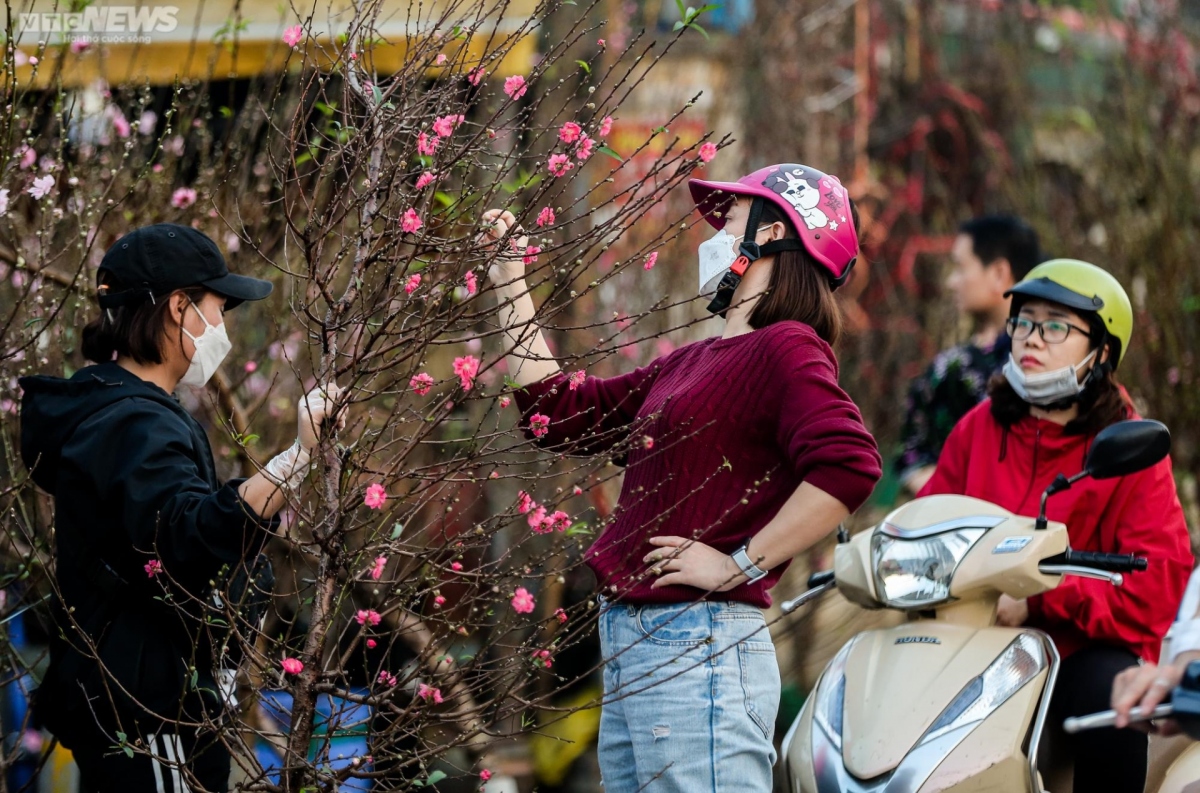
[[515, 321, 882, 607]]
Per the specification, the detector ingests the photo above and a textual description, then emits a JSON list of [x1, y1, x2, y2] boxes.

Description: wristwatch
[[731, 545, 769, 584]]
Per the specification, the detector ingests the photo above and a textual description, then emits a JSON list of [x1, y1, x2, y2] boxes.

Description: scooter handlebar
[[1043, 550, 1148, 573], [808, 570, 835, 588]]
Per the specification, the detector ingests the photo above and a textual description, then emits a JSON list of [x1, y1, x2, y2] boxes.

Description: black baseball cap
[[97, 223, 272, 310]]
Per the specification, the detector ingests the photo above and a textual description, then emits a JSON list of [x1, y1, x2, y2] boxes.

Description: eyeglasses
[[1006, 316, 1091, 344]]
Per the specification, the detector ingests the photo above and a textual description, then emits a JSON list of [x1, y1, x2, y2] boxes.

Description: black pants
[[1050, 644, 1147, 793], [56, 697, 229, 793]]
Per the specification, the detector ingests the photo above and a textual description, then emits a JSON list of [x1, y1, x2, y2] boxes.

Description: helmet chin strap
[[706, 197, 805, 317]]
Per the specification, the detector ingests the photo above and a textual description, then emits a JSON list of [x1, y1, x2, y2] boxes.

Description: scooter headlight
[[812, 638, 856, 751], [872, 528, 986, 609], [921, 633, 1047, 745]]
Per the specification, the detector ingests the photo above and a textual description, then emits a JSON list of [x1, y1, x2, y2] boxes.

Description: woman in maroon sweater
[[483, 164, 881, 792]]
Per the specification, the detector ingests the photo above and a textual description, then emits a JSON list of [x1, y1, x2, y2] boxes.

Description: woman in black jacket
[[20, 224, 341, 792]]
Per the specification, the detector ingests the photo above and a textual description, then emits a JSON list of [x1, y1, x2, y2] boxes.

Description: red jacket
[[920, 401, 1193, 663]]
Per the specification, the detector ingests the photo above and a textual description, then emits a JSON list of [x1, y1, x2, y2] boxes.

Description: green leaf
[[426, 771, 448, 785], [314, 101, 337, 117], [691, 22, 710, 39], [598, 145, 622, 162], [371, 84, 383, 105], [295, 152, 312, 166], [566, 521, 593, 537], [190, 668, 199, 690], [123, 746, 134, 759], [218, 106, 233, 118], [433, 191, 455, 208], [1183, 295, 1200, 313], [391, 522, 405, 539], [24, 317, 44, 328], [116, 731, 127, 743], [575, 59, 591, 75]]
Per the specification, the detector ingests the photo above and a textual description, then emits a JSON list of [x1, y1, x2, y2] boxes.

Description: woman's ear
[[167, 291, 189, 331], [763, 221, 786, 244]]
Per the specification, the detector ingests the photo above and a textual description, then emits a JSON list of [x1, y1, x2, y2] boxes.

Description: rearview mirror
[[1085, 420, 1171, 480]]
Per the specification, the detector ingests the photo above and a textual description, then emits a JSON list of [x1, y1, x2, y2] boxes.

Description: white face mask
[[697, 226, 769, 296], [179, 299, 232, 387], [1002, 350, 1097, 406]]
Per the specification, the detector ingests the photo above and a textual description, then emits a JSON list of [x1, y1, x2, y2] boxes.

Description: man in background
[[897, 215, 1043, 494]]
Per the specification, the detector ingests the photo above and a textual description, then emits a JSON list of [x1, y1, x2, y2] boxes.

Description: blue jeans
[[597, 599, 781, 793]]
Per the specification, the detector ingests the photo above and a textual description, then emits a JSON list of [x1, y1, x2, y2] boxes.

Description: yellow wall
[[12, 0, 539, 87]]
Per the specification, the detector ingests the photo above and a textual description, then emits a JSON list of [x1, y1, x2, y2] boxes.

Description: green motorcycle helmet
[[1005, 258, 1133, 369]]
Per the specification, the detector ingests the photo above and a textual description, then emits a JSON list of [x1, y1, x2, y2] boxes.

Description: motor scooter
[[779, 419, 1170, 792]]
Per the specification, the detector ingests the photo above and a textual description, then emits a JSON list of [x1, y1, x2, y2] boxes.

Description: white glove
[[261, 440, 311, 490], [297, 384, 346, 452]]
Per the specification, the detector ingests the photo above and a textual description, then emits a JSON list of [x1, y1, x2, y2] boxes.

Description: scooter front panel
[[841, 624, 1024, 778]]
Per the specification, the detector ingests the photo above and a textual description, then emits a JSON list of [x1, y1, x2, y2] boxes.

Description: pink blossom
[[244, 361, 258, 373], [643, 436, 655, 449], [401, 208, 423, 233], [139, 110, 157, 134], [435, 53, 447, 66], [555, 608, 568, 624], [17, 145, 36, 170], [698, 141, 718, 163], [281, 657, 304, 675], [371, 555, 388, 581], [572, 485, 583, 496], [415, 171, 437, 190], [527, 505, 547, 530], [503, 75, 528, 99], [558, 122, 582, 143], [529, 413, 550, 437], [599, 116, 614, 137], [410, 371, 434, 395], [418, 683, 444, 703], [144, 559, 163, 578], [356, 609, 383, 626], [28, 176, 55, 200], [417, 132, 439, 156], [568, 370, 586, 390], [522, 245, 542, 265], [547, 153, 573, 177], [532, 649, 553, 668], [517, 491, 535, 514], [364, 483, 387, 509], [282, 25, 304, 47], [433, 595, 446, 607], [366, 639, 377, 649], [511, 587, 536, 614], [468, 66, 487, 85], [489, 470, 500, 479], [433, 114, 465, 138], [451, 561, 463, 571], [499, 396, 512, 409], [536, 206, 556, 227], [545, 510, 571, 533], [404, 273, 422, 295], [464, 271, 477, 295], [70, 39, 91, 54], [453, 355, 480, 390], [598, 38, 606, 47], [480, 769, 493, 781], [576, 134, 595, 161], [171, 187, 196, 208], [378, 670, 397, 687], [110, 110, 131, 139], [644, 251, 658, 270]]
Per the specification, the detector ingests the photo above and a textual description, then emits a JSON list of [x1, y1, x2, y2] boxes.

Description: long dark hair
[[988, 311, 1131, 436], [81, 272, 207, 365], [745, 200, 860, 346]]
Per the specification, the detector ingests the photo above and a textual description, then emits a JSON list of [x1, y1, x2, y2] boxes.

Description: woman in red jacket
[[481, 164, 882, 792], [921, 258, 1192, 792]]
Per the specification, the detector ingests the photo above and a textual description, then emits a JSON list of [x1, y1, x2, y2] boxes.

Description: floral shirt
[[896, 334, 1011, 477]]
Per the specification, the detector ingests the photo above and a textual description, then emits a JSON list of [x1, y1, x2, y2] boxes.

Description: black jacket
[[19, 362, 276, 733]]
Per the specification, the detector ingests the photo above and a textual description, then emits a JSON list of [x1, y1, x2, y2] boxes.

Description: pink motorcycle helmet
[[688, 163, 859, 288]]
